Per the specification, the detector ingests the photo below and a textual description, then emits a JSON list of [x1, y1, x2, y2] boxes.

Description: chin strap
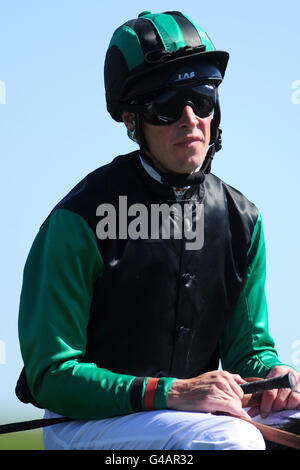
[[139, 127, 222, 188], [160, 143, 215, 188]]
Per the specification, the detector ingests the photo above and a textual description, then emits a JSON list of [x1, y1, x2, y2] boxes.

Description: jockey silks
[[16, 151, 284, 420]]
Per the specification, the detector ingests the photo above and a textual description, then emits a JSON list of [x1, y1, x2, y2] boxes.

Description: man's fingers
[[208, 372, 250, 418], [260, 388, 292, 417], [259, 390, 277, 418], [260, 387, 300, 417], [284, 390, 300, 410], [168, 371, 255, 418], [231, 373, 248, 385], [214, 372, 246, 401], [272, 388, 290, 412], [214, 400, 251, 420], [231, 407, 252, 420]]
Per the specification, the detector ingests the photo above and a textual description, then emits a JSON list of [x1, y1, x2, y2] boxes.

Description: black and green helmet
[[104, 10, 229, 122]]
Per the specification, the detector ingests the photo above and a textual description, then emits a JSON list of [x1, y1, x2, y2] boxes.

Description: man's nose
[[178, 105, 199, 126]]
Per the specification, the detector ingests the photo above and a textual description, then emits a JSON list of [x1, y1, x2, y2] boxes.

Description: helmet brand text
[[176, 72, 195, 81]]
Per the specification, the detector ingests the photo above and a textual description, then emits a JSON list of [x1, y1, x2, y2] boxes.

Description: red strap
[[144, 378, 160, 410]]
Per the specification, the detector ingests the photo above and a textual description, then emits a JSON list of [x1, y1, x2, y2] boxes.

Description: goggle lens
[[141, 84, 217, 125]]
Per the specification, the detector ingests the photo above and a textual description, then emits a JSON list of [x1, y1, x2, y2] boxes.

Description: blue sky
[[0, 1, 300, 423]]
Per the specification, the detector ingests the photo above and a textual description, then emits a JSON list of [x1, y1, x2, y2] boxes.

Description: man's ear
[[122, 112, 136, 131]]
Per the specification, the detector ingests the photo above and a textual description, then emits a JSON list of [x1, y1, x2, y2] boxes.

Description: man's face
[[123, 106, 212, 174], [144, 106, 212, 174]]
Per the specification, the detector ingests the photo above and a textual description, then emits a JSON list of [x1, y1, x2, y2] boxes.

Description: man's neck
[[139, 154, 200, 200]]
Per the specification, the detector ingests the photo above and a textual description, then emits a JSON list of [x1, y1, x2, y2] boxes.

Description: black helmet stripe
[[125, 18, 164, 55], [164, 11, 202, 48]]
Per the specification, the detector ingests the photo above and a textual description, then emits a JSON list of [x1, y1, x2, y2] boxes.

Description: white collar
[[139, 154, 200, 199]]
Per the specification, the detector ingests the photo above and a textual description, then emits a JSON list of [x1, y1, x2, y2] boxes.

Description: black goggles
[[129, 84, 218, 126]]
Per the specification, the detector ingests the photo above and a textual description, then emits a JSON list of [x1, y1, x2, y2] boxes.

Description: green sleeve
[[219, 212, 291, 378], [18, 209, 174, 419]]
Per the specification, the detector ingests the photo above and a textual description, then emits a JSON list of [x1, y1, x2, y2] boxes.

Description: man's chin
[[174, 156, 206, 174], [145, 149, 206, 175]]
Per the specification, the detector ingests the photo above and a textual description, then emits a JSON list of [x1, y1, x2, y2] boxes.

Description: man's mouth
[[174, 136, 204, 147]]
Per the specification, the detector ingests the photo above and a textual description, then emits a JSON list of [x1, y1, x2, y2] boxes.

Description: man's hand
[[166, 370, 250, 419], [247, 365, 300, 418]]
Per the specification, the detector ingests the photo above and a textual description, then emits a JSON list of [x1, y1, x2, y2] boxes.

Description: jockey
[[16, 10, 300, 450]]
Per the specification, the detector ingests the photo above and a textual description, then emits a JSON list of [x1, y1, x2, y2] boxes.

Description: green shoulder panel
[[18, 209, 137, 419], [219, 212, 287, 378], [18, 208, 174, 419]]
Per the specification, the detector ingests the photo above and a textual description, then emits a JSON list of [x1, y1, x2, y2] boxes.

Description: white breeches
[[43, 409, 270, 450]]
